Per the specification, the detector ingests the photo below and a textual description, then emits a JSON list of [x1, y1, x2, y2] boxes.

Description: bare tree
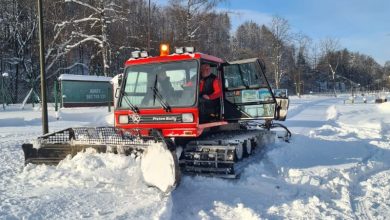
[[320, 37, 340, 96], [233, 21, 262, 59], [269, 16, 291, 88], [167, 0, 223, 46], [310, 42, 320, 70], [294, 33, 311, 97]]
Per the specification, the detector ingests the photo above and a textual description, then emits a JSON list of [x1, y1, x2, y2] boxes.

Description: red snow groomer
[[22, 44, 290, 192]]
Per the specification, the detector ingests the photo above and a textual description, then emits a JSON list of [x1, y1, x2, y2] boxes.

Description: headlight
[[118, 115, 129, 124], [182, 113, 193, 123]]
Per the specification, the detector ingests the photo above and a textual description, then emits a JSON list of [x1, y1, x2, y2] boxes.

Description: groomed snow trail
[[1, 94, 390, 219]]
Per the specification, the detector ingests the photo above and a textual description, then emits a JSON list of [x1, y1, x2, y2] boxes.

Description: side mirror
[[117, 74, 123, 86], [273, 89, 288, 98], [274, 97, 289, 121]]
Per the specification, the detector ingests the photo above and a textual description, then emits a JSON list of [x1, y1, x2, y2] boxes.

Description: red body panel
[[115, 108, 228, 137], [116, 53, 226, 138]]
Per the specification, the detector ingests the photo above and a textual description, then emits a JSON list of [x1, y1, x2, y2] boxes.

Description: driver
[[141, 71, 174, 105], [157, 71, 174, 98], [198, 63, 221, 123]]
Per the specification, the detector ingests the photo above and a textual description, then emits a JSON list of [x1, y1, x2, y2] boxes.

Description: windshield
[[119, 60, 198, 109]]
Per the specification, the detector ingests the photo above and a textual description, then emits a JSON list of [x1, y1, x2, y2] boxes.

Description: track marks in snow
[[265, 96, 390, 219], [354, 170, 390, 219], [197, 202, 261, 220]]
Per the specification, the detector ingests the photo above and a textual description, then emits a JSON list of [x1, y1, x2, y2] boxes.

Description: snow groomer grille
[[23, 127, 163, 165], [37, 127, 156, 145]]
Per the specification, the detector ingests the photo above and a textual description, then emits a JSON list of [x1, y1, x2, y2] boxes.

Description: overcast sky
[[156, 0, 389, 65]]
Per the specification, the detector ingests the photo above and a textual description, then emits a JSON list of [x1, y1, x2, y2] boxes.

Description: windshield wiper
[[151, 75, 171, 112], [121, 91, 139, 113], [151, 87, 171, 112]]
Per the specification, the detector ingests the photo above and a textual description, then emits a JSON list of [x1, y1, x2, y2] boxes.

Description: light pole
[[1, 72, 8, 110], [147, 0, 151, 51], [37, 0, 49, 134], [294, 80, 304, 98], [335, 74, 359, 98]]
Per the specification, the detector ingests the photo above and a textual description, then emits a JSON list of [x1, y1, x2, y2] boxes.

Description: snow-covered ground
[[1, 94, 390, 219]]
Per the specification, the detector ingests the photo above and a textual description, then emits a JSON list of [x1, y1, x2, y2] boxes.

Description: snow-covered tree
[[59, 0, 128, 76], [0, 0, 38, 102]]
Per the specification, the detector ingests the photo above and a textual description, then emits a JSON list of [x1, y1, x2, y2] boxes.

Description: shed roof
[[58, 74, 112, 82]]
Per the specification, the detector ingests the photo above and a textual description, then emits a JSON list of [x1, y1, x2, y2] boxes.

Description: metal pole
[[38, 0, 49, 134], [54, 81, 58, 112], [147, 0, 151, 51], [1, 76, 4, 110], [107, 87, 111, 112]]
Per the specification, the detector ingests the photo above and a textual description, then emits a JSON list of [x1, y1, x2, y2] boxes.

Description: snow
[[1, 94, 390, 219], [326, 105, 338, 120]]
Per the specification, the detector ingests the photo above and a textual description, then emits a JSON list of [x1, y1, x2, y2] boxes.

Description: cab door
[[222, 58, 279, 121]]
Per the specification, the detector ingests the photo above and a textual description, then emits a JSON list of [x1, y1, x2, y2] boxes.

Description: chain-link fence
[[0, 74, 59, 110]]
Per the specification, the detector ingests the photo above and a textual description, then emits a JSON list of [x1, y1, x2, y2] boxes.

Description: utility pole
[[1, 74, 5, 110], [38, 0, 49, 134], [147, 0, 151, 51]]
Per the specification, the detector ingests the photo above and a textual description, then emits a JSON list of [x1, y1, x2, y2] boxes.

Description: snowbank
[[14, 149, 172, 219]]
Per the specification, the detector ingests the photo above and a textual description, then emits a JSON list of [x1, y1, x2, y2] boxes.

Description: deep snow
[[1, 93, 389, 219]]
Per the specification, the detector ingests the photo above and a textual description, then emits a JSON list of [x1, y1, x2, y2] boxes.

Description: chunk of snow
[[326, 105, 338, 120], [141, 142, 178, 193], [32, 139, 41, 149]]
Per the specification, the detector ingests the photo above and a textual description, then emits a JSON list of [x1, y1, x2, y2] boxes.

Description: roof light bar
[[131, 51, 141, 59], [175, 47, 184, 54], [185, 46, 195, 53], [140, 51, 149, 58]]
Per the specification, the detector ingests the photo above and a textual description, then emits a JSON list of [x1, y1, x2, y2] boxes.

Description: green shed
[[58, 74, 113, 107]]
